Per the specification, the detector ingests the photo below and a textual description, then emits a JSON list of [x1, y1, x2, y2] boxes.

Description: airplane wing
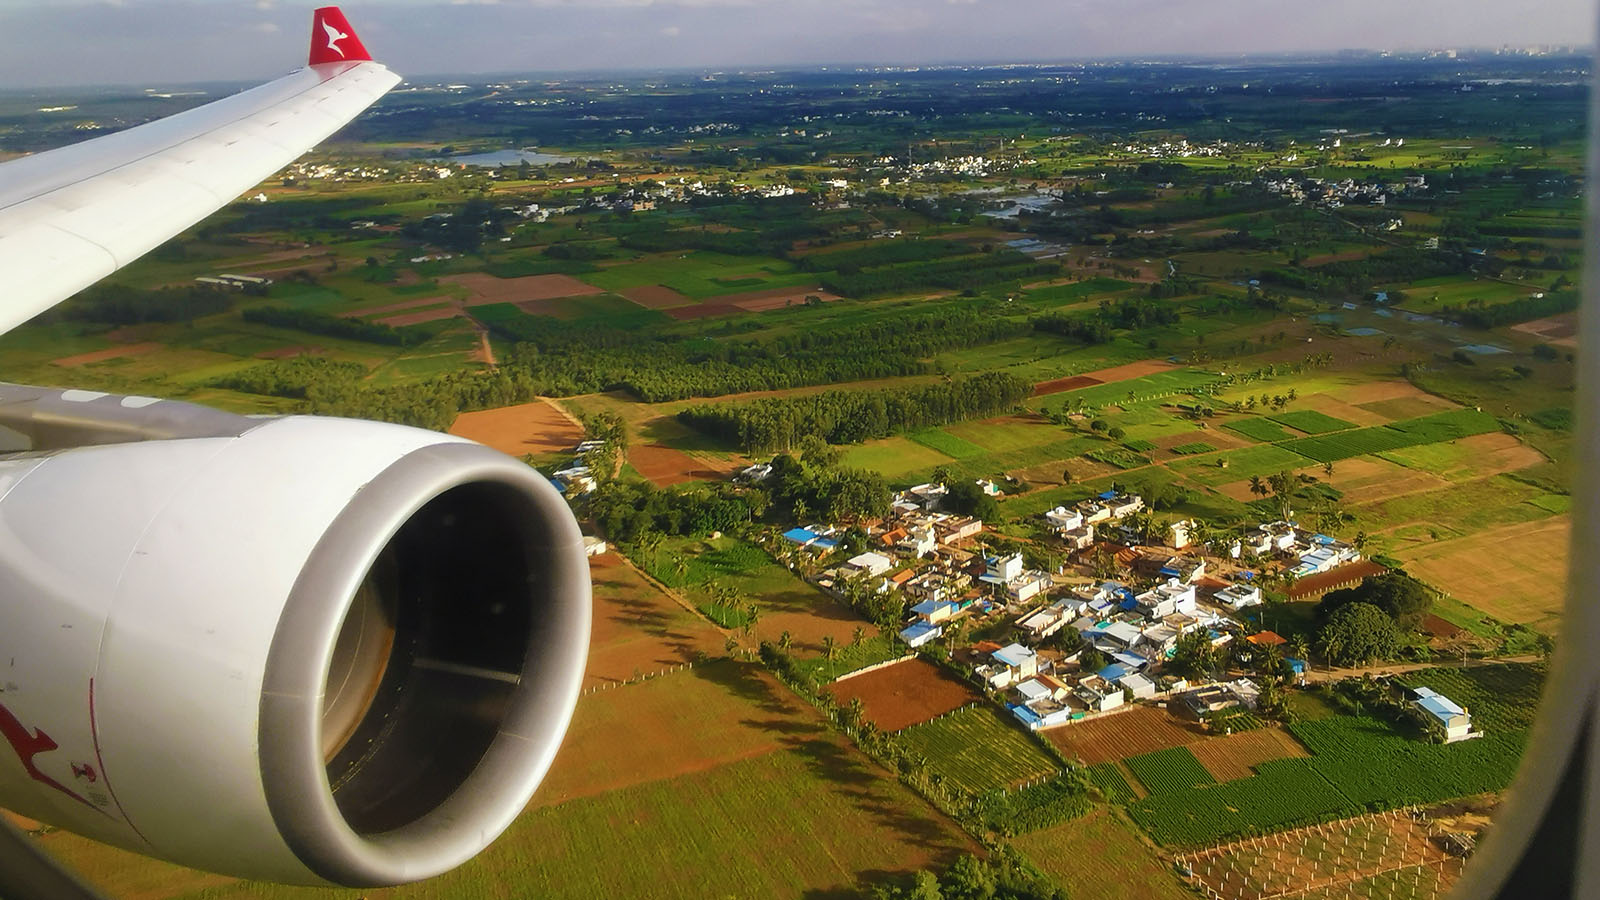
[[0, 5, 400, 336]]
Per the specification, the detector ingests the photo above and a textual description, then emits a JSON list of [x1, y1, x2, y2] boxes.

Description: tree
[[1170, 631, 1220, 678], [1288, 634, 1311, 669], [1317, 572, 1432, 629], [822, 635, 839, 662], [1317, 602, 1401, 666], [945, 480, 999, 521], [1248, 475, 1267, 500], [1078, 646, 1109, 674], [778, 630, 794, 652]]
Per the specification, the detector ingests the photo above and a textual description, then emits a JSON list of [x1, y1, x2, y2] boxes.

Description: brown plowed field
[[825, 658, 981, 732], [1188, 727, 1309, 782], [1035, 358, 1179, 396], [448, 399, 584, 457], [1514, 312, 1578, 347], [377, 305, 462, 327], [1033, 374, 1103, 395], [52, 342, 164, 367], [584, 554, 728, 689], [443, 272, 603, 305], [665, 303, 743, 320], [1045, 706, 1208, 764], [630, 443, 743, 486], [340, 295, 453, 318], [533, 660, 823, 808], [1296, 392, 1395, 426], [727, 287, 841, 311], [1287, 561, 1388, 600], [622, 284, 694, 308]]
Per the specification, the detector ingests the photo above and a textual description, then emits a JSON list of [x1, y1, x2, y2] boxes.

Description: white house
[[907, 482, 949, 510], [845, 552, 895, 578], [1135, 579, 1198, 620], [1018, 597, 1084, 640], [1408, 687, 1479, 743], [1045, 506, 1084, 532], [1074, 675, 1125, 712], [985, 553, 1025, 583], [898, 621, 943, 648], [1118, 672, 1157, 699], [1214, 583, 1263, 610], [1061, 523, 1097, 551]]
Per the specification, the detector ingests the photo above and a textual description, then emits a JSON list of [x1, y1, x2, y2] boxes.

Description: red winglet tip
[[309, 6, 372, 66]]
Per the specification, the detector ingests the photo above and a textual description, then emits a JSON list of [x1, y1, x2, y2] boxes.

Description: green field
[[1050, 368, 1224, 407], [907, 427, 989, 459], [1012, 810, 1196, 900], [1086, 763, 1139, 804], [1169, 444, 1317, 486], [898, 706, 1061, 796], [842, 436, 958, 478], [1271, 410, 1356, 434], [1125, 663, 1543, 847], [1124, 747, 1216, 795], [1224, 417, 1296, 443], [581, 250, 818, 299], [1169, 441, 1218, 455], [1282, 409, 1501, 463]]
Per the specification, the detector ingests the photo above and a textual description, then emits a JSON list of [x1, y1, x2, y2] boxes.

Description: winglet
[[309, 6, 372, 66]]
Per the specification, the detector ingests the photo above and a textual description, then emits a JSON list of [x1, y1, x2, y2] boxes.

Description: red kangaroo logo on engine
[[0, 700, 100, 811]]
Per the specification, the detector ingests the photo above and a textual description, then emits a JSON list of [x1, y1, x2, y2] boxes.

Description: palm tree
[[852, 625, 866, 646], [1289, 635, 1311, 670], [1248, 475, 1267, 500], [668, 552, 689, 585], [778, 630, 794, 652], [821, 635, 839, 663]]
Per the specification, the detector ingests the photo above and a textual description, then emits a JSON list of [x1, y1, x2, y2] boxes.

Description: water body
[[1458, 343, 1510, 355], [1345, 327, 1386, 336], [440, 148, 578, 167]]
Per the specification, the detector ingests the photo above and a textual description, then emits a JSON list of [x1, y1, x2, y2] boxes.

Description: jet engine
[[0, 386, 591, 886]]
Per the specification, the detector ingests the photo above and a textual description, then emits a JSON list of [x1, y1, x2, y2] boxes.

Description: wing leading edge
[[0, 7, 399, 336]]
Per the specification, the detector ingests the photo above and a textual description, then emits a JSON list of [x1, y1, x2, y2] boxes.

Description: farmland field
[[1187, 727, 1310, 782], [907, 427, 988, 459], [826, 658, 982, 732], [1396, 516, 1569, 634], [1086, 762, 1139, 804], [584, 554, 727, 689], [1044, 706, 1208, 764], [448, 399, 584, 458], [1282, 409, 1501, 463], [1180, 809, 1466, 900], [1270, 410, 1356, 434], [1225, 417, 1295, 443], [1012, 809, 1195, 900], [1124, 664, 1543, 847], [1124, 747, 1216, 794], [898, 705, 1061, 796]]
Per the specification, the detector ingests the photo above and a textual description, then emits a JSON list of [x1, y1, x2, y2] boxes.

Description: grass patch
[[1169, 441, 1218, 455], [908, 427, 992, 460]]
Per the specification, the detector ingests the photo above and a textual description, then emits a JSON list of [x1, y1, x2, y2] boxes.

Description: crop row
[[1124, 747, 1216, 795], [898, 706, 1060, 796]]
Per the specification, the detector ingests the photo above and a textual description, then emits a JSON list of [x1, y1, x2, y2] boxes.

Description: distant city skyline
[[0, 0, 1592, 89]]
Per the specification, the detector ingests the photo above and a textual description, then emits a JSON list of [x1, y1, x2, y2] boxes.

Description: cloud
[[661, 24, 681, 36]]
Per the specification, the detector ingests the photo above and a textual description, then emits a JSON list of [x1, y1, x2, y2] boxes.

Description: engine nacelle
[[0, 405, 590, 886]]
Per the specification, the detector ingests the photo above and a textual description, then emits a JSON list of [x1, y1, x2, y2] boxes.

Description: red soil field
[[52, 342, 163, 367], [1045, 706, 1208, 764], [826, 658, 980, 732], [628, 443, 742, 486], [665, 303, 744, 320], [1032, 374, 1103, 395], [622, 285, 694, 309], [443, 272, 603, 305], [584, 554, 727, 689], [448, 399, 584, 457]]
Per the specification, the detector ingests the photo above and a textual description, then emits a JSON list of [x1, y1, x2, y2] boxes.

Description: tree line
[[676, 371, 1032, 452], [243, 306, 442, 347], [1030, 296, 1181, 345], [495, 304, 1032, 402], [1437, 289, 1577, 329]]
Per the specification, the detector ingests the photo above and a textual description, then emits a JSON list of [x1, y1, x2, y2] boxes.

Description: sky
[[0, 0, 1593, 88]]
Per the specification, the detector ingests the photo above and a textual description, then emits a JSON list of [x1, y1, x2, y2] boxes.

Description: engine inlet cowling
[[0, 411, 590, 887]]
